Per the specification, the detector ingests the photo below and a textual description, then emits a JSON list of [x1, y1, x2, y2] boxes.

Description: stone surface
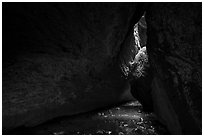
[[119, 14, 154, 112], [146, 3, 202, 134], [3, 3, 145, 131]]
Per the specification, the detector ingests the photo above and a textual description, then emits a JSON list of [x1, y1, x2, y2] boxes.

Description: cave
[[2, 2, 202, 135]]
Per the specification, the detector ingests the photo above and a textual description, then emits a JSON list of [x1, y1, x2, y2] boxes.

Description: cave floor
[[7, 100, 169, 135]]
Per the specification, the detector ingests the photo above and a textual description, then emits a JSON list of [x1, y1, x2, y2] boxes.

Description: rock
[[130, 66, 154, 112], [3, 3, 145, 131], [146, 3, 202, 134], [119, 13, 154, 112]]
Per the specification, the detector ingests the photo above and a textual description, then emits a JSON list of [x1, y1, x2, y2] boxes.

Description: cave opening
[[119, 13, 154, 112], [120, 13, 148, 80]]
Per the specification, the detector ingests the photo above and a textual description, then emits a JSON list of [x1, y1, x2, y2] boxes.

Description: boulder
[[3, 3, 145, 131]]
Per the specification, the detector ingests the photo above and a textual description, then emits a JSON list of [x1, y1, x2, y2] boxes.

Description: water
[[7, 101, 169, 135]]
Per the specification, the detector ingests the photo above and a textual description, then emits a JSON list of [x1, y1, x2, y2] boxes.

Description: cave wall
[[3, 3, 145, 130], [146, 3, 202, 134], [2, 2, 202, 135]]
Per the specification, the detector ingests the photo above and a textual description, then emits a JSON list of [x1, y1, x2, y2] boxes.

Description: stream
[[6, 100, 169, 135]]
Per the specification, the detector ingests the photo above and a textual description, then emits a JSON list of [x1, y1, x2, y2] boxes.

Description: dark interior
[[2, 2, 202, 135]]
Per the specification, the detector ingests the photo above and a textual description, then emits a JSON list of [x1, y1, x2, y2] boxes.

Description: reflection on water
[[8, 101, 169, 135]]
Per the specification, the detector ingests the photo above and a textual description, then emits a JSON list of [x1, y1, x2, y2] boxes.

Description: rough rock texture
[[131, 16, 153, 112], [146, 3, 202, 134], [3, 3, 145, 131], [119, 14, 154, 112]]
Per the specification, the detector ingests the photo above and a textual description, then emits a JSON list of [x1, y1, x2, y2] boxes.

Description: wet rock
[[3, 3, 146, 130], [146, 3, 202, 134]]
